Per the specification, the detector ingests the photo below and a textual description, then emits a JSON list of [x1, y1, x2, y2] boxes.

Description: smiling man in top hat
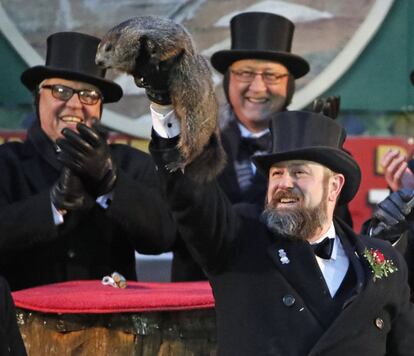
[[146, 103, 414, 354], [211, 11, 309, 204], [0, 32, 176, 291]]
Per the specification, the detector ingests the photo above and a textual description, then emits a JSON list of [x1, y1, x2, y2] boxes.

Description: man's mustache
[[268, 189, 304, 208]]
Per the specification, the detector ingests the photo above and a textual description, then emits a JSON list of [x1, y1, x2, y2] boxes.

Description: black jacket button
[[282, 295, 295, 307], [375, 318, 384, 330], [67, 249, 76, 259]]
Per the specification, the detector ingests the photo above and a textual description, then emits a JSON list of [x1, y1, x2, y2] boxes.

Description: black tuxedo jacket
[[151, 136, 414, 356], [0, 123, 176, 291], [171, 114, 353, 281]]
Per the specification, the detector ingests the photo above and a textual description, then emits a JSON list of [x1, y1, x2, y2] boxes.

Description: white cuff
[[51, 203, 64, 225], [96, 192, 113, 209], [150, 103, 180, 138]]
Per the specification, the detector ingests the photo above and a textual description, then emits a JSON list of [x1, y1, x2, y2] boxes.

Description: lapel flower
[[363, 248, 398, 282]]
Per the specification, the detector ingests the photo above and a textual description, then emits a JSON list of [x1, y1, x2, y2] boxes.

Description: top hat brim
[[211, 50, 310, 78], [252, 146, 361, 205], [21, 66, 123, 103]]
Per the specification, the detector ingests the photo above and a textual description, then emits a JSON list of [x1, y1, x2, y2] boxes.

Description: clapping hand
[[381, 149, 414, 192], [57, 119, 117, 197], [370, 188, 414, 241], [50, 167, 93, 212]]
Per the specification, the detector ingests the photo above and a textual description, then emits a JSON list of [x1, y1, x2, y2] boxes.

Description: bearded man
[[148, 109, 414, 356], [170, 11, 352, 282]]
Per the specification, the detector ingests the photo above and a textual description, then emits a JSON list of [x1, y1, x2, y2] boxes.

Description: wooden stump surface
[[16, 308, 217, 356]]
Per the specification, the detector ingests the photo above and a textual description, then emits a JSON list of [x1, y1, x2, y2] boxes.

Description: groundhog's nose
[[95, 42, 113, 67], [95, 55, 105, 67], [96, 58, 105, 67]]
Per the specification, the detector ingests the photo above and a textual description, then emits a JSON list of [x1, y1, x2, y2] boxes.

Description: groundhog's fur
[[96, 16, 225, 182]]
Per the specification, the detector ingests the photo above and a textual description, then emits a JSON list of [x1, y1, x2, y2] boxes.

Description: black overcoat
[[151, 136, 414, 356], [0, 123, 176, 291]]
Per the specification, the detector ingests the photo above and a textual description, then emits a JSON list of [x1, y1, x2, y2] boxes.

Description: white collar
[[237, 122, 269, 138], [310, 222, 339, 260]]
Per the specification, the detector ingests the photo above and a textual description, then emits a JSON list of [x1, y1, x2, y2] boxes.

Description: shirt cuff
[[51, 203, 65, 226], [150, 103, 180, 138], [96, 192, 113, 209]]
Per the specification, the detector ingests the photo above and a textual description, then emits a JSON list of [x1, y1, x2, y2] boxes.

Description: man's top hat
[[252, 111, 361, 204], [211, 12, 310, 78], [21, 32, 122, 103]]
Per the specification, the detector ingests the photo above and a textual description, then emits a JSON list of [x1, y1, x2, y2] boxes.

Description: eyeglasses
[[40, 84, 103, 105], [230, 70, 289, 85]]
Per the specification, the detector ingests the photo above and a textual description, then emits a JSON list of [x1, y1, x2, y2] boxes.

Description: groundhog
[[96, 16, 225, 183]]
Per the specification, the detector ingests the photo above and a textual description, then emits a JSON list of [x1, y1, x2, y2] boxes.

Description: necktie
[[236, 133, 271, 191], [239, 134, 271, 157], [311, 237, 334, 260]]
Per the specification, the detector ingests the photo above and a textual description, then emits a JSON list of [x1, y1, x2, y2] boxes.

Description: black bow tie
[[311, 237, 334, 260], [239, 134, 271, 157]]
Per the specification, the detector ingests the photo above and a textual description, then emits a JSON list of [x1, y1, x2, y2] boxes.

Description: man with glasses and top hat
[[0, 32, 176, 291], [145, 98, 414, 354], [170, 11, 353, 282]]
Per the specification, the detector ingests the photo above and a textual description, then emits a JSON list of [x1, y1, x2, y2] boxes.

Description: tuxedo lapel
[[309, 221, 394, 355], [22, 124, 61, 191], [219, 119, 242, 197], [27, 123, 61, 171], [333, 221, 392, 315], [267, 237, 334, 328], [335, 222, 365, 305], [223, 118, 242, 160]]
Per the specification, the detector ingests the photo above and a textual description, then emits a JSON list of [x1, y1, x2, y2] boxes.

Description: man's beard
[[261, 187, 329, 241]]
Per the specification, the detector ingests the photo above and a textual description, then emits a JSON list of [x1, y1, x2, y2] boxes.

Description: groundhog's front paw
[[165, 161, 186, 174]]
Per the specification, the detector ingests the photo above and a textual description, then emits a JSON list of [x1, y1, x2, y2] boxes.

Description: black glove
[[50, 167, 93, 212], [370, 188, 414, 241], [312, 96, 340, 120], [57, 119, 117, 197], [133, 38, 182, 105]]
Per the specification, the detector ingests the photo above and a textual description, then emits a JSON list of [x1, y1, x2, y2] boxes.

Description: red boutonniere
[[363, 248, 398, 282]]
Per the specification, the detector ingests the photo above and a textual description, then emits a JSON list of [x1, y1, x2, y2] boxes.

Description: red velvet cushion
[[12, 280, 214, 314]]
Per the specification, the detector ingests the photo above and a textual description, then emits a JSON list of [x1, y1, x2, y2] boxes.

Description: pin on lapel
[[278, 249, 290, 264]]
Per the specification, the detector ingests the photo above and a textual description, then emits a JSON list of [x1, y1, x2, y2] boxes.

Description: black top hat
[[411, 70, 414, 85], [211, 12, 310, 78], [21, 32, 122, 103], [252, 111, 361, 204]]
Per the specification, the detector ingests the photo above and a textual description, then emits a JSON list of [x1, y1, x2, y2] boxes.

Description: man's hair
[[323, 166, 342, 206]]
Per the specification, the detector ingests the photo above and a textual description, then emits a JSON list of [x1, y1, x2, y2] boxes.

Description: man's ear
[[329, 173, 345, 202]]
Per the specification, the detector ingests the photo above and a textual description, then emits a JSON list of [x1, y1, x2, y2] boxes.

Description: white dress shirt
[[150, 104, 180, 138], [310, 223, 350, 297]]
